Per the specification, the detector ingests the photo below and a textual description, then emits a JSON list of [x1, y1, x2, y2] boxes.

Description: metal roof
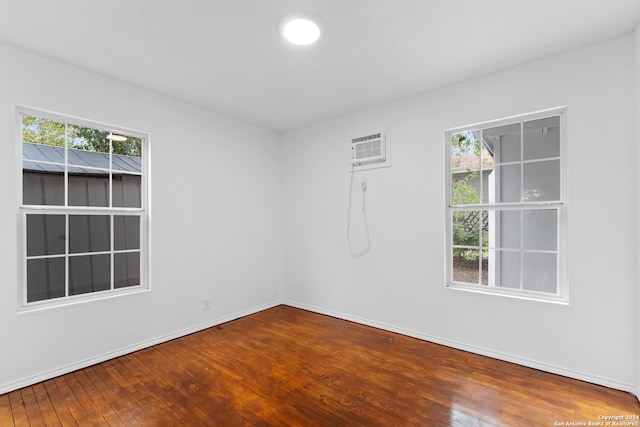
[[23, 143, 141, 174]]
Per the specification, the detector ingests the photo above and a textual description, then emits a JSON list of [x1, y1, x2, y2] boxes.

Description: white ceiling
[[1, 1, 639, 132]]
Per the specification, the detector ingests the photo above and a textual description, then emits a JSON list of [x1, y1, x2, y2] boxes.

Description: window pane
[[68, 173, 109, 207], [480, 139, 494, 168], [69, 215, 110, 254], [112, 174, 141, 208], [23, 141, 65, 163], [480, 210, 488, 249], [114, 216, 140, 250], [23, 169, 64, 205], [112, 136, 142, 172], [27, 258, 66, 302], [452, 211, 480, 248], [450, 131, 480, 169], [490, 164, 520, 203], [523, 116, 560, 160], [453, 253, 479, 284], [115, 252, 140, 288], [68, 148, 110, 169], [27, 214, 66, 256], [22, 116, 65, 147], [67, 125, 110, 155], [479, 168, 493, 204], [523, 160, 560, 201], [481, 249, 489, 285], [523, 209, 557, 251], [482, 123, 520, 163], [22, 116, 67, 205], [69, 254, 110, 295], [498, 210, 520, 249], [494, 250, 520, 289], [451, 169, 480, 205], [523, 252, 557, 293]]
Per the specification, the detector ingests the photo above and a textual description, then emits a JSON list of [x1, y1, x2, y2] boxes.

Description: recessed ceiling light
[[282, 18, 320, 45]]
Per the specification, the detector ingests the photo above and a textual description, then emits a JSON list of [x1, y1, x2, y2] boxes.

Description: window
[[19, 108, 148, 308], [445, 108, 566, 302]]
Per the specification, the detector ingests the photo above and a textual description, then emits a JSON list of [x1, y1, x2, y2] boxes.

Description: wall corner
[[635, 19, 640, 404]]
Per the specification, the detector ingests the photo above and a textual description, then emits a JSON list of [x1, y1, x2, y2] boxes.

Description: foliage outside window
[[446, 108, 566, 302], [19, 109, 148, 308]]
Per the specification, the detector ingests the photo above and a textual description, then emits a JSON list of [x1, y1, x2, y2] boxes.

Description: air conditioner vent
[[350, 132, 385, 165]]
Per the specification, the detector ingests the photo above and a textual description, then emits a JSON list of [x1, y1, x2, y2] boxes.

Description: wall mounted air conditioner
[[350, 132, 386, 166]]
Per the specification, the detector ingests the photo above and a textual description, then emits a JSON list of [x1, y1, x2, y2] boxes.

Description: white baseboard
[[4, 299, 636, 399], [284, 300, 637, 395], [0, 300, 281, 396]]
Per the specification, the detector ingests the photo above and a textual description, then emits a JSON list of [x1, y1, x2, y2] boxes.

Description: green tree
[[71, 126, 142, 157], [23, 116, 141, 157], [22, 116, 65, 147], [450, 132, 480, 159], [451, 174, 480, 253]]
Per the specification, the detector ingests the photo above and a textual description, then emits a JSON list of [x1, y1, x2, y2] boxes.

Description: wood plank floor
[[1, 305, 638, 426]]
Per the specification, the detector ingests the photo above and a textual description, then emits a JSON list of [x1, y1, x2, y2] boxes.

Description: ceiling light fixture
[[282, 18, 320, 45]]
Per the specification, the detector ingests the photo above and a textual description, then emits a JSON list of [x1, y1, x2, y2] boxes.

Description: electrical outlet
[[203, 297, 211, 311]]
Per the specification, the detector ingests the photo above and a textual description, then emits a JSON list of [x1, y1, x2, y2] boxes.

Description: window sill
[[446, 282, 568, 305], [17, 286, 150, 314]]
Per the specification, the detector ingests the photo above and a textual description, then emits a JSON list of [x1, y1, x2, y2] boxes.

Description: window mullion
[[478, 129, 484, 285], [21, 210, 28, 306], [519, 121, 524, 203], [64, 124, 70, 298], [519, 209, 524, 291], [109, 136, 114, 291], [64, 123, 69, 208], [65, 213, 69, 297], [109, 134, 113, 209], [110, 215, 114, 291], [519, 121, 524, 291], [450, 202, 563, 211]]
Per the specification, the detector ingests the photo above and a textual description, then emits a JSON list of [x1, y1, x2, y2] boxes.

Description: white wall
[[282, 35, 637, 392], [0, 42, 283, 393], [2, 29, 637, 398]]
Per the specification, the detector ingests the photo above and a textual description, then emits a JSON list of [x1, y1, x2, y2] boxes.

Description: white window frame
[[16, 106, 151, 311], [444, 107, 567, 304]]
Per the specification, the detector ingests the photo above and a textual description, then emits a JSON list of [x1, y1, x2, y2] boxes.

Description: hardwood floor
[[1, 305, 638, 426]]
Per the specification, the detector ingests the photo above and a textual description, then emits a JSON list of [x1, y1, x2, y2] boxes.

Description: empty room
[[1, 0, 640, 425]]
